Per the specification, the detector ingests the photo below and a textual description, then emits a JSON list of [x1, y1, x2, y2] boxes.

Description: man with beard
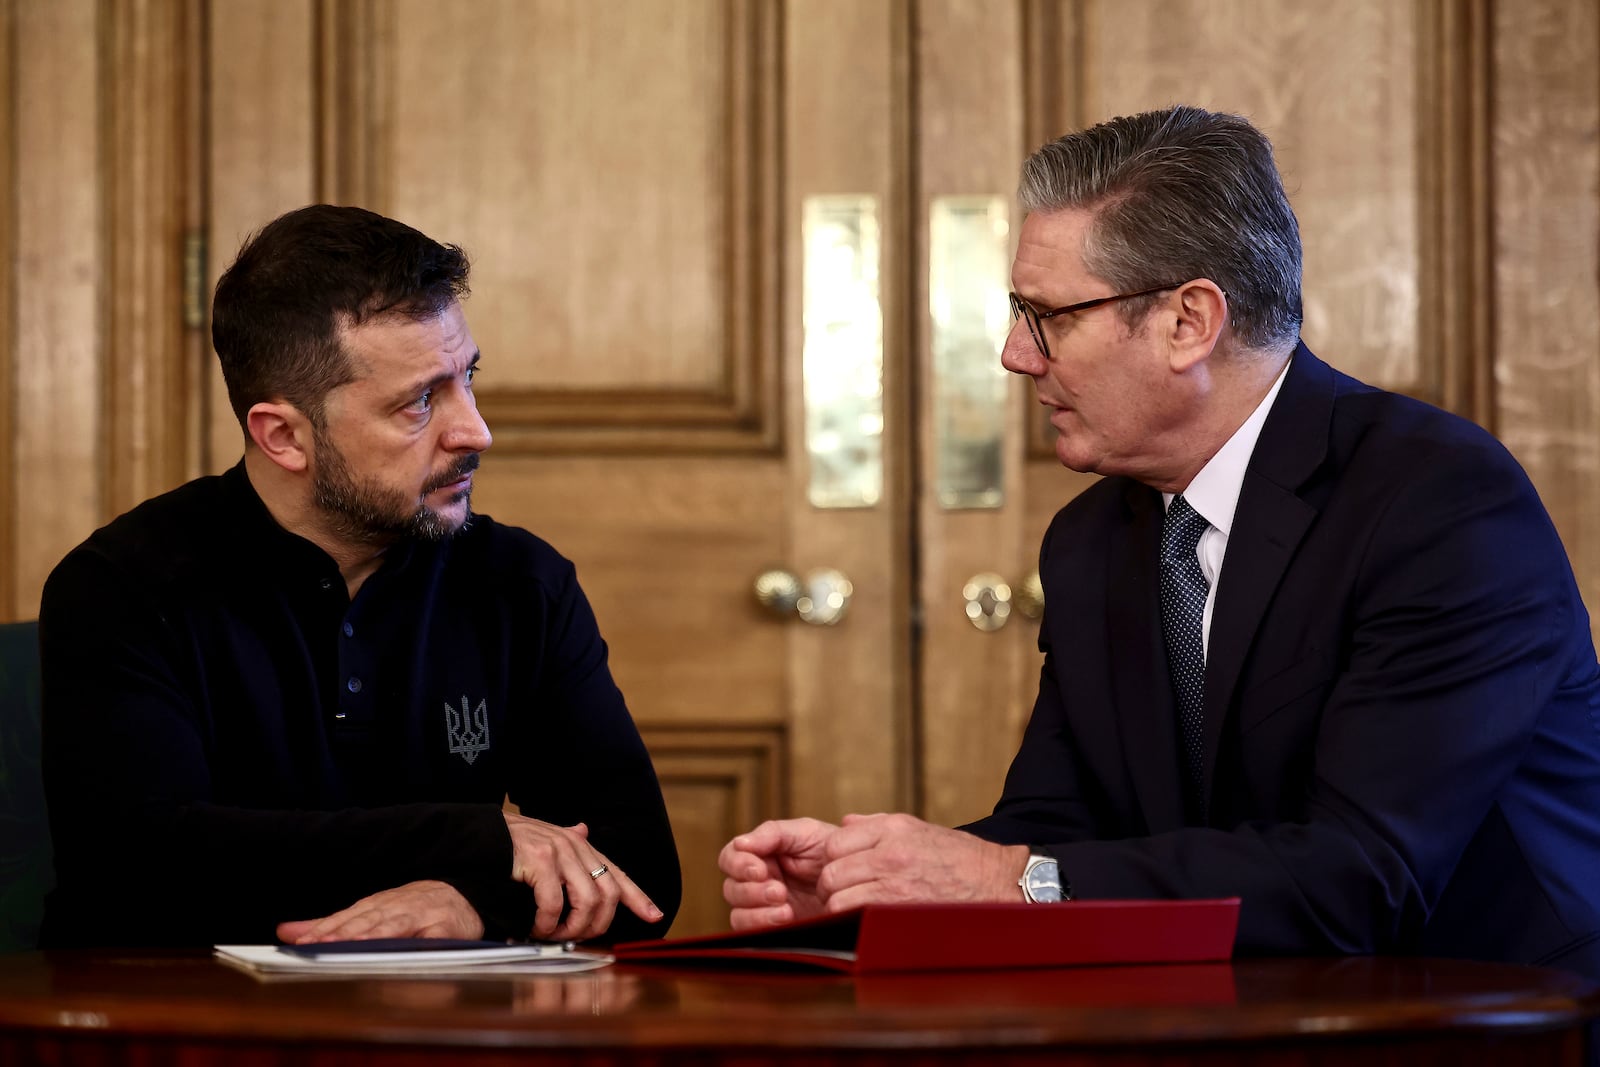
[[38, 205, 680, 948]]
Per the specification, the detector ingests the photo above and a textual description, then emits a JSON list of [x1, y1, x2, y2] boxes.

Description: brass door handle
[[753, 568, 854, 626], [962, 570, 1043, 632], [1015, 570, 1044, 620]]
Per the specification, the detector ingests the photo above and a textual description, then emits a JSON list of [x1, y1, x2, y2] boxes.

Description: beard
[[310, 427, 479, 546]]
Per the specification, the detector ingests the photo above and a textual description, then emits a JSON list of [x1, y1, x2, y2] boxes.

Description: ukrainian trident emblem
[[445, 696, 490, 765]]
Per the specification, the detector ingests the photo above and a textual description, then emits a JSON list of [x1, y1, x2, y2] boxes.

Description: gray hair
[[1018, 105, 1302, 351]]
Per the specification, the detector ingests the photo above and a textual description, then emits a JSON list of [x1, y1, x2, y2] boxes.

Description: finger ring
[[589, 864, 609, 880]]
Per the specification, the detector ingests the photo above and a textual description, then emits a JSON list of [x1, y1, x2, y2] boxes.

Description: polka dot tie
[[1160, 494, 1211, 821]]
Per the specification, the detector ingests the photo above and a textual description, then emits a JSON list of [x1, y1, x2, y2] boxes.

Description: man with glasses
[[721, 106, 1600, 983]]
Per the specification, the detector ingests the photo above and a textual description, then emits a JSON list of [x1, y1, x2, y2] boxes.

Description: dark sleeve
[[993, 450, 1587, 956], [39, 548, 517, 947], [437, 874, 535, 943], [502, 558, 681, 943]]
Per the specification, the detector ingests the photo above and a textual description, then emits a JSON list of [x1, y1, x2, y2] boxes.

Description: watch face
[[1023, 859, 1062, 903]]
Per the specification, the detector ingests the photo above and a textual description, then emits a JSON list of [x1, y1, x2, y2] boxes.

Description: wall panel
[[204, 0, 319, 470], [1492, 0, 1600, 642], [1078, 1, 1424, 392], [641, 723, 786, 937], [0, 0, 199, 621], [1, 0, 15, 617], [105, 0, 199, 517], [381, 0, 781, 453], [11, 0, 103, 621]]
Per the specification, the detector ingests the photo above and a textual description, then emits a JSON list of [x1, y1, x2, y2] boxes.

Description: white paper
[[214, 943, 613, 977]]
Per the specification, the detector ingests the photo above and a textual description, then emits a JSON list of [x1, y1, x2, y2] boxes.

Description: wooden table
[[0, 950, 1595, 1065]]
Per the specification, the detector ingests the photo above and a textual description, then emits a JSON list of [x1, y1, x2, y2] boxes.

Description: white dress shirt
[[1163, 359, 1292, 659]]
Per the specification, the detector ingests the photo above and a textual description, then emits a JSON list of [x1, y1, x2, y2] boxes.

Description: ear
[[245, 401, 313, 473], [1164, 279, 1229, 372]]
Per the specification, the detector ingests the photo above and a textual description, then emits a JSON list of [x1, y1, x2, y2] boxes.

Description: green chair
[[0, 620, 50, 952]]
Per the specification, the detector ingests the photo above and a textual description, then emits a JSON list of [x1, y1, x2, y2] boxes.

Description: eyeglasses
[[1008, 284, 1187, 361]]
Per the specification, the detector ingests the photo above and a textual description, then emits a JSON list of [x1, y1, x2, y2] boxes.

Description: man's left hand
[[815, 813, 1031, 912], [276, 879, 484, 944]]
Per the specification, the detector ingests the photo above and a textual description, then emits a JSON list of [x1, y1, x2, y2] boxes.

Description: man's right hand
[[503, 814, 662, 941], [718, 817, 839, 930]]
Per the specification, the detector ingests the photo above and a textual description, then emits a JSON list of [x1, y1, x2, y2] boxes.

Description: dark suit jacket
[[964, 344, 1600, 979]]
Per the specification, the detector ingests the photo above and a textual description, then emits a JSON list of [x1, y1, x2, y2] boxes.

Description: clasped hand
[[718, 812, 1030, 931]]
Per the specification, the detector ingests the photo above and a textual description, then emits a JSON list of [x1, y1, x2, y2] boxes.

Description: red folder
[[613, 898, 1240, 974], [853, 963, 1239, 1006]]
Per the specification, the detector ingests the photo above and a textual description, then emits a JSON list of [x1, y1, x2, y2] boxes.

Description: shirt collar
[[221, 460, 338, 575], [1163, 357, 1292, 533]]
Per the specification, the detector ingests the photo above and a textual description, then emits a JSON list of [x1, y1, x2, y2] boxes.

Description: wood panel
[[360, 0, 782, 454], [10, 0, 103, 622], [471, 457, 791, 725], [782, 0, 914, 820], [1491, 0, 1600, 645], [0, 0, 15, 618], [219, 0, 785, 456], [1417, 0, 1494, 428], [2, 0, 199, 621], [913, 0, 1037, 829], [1080, 0, 1424, 391], [641, 723, 786, 936], [204, 0, 318, 471], [105, 0, 200, 517], [316, 0, 389, 208]]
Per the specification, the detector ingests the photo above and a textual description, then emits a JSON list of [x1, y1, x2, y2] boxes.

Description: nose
[[445, 394, 493, 454], [1000, 319, 1047, 377]]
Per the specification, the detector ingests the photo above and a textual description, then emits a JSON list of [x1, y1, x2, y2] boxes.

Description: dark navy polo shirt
[[39, 461, 679, 946]]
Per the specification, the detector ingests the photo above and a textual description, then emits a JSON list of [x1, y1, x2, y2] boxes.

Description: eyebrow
[[1010, 283, 1058, 309], [390, 349, 481, 409]]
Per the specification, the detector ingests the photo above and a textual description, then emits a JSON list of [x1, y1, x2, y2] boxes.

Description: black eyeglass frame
[[1008, 284, 1188, 361]]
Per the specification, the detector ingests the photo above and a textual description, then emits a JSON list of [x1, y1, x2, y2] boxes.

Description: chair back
[[0, 620, 51, 952]]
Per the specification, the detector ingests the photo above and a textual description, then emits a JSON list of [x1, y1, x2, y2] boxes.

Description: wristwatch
[[1018, 851, 1069, 903]]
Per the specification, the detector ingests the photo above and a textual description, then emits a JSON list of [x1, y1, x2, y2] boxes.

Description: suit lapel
[[1199, 344, 1332, 806], [1108, 480, 1187, 834]]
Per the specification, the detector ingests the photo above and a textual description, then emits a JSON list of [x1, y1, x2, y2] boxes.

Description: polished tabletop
[[0, 949, 1596, 1065]]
